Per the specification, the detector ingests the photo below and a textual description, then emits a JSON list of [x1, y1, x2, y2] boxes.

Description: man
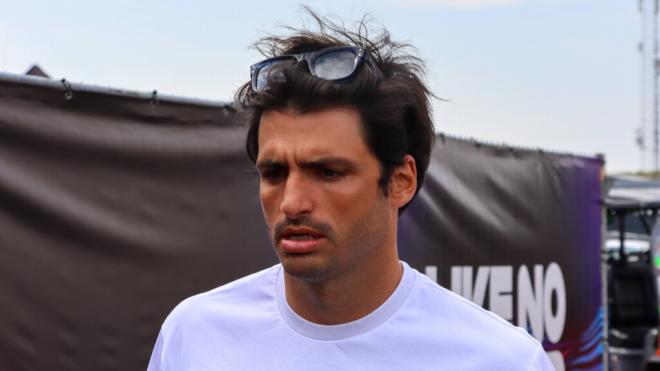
[[147, 12, 555, 371]]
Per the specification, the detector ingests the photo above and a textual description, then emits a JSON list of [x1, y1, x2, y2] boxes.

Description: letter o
[[544, 263, 566, 343]]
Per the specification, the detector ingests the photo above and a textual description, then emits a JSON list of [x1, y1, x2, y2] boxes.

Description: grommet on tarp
[[221, 103, 236, 115], [61, 78, 73, 101], [150, 90, 159, 106]]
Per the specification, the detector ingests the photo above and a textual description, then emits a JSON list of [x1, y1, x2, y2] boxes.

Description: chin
[[279, 255, 334, 283]]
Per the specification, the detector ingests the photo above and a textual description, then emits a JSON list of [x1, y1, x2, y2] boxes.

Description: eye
[[319, 168, 344, 179], [260, 166, 287, 183]]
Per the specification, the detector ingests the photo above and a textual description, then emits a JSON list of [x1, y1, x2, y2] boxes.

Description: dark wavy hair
[[235, 9, 435, 211]]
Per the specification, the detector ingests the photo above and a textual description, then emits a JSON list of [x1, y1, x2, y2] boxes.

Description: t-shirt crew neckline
[[275, 261, 417, 341]]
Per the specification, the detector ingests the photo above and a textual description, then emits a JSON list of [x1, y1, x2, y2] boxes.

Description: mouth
[[286, 234, 321, 241], [279, 227, 325, 254]]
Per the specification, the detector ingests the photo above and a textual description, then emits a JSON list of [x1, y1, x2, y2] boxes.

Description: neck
[[283, 246, 403, 325]]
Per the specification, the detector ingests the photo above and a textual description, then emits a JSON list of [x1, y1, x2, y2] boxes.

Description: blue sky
[[0, 0, 641, 172]]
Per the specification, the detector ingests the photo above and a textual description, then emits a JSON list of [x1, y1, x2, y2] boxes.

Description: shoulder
[[407, 270, 549, 370], [161, 264, 280, 333], [415, 272, 531, 335], [148, 265, 282, 370]]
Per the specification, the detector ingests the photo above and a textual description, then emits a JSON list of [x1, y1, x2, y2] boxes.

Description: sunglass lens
[[311, 50, 358, 80], [255, 60, 289, 91]]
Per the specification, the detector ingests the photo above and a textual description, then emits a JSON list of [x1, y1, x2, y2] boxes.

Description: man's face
[[256, 107, 393, 282]]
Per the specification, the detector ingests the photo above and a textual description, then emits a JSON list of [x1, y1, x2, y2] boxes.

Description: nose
[[280, 172, 313, 219]]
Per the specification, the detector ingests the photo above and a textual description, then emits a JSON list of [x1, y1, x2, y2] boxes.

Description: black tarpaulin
[[0, 73, 276, 370]]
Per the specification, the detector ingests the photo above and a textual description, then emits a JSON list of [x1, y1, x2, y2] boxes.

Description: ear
[[389, 155, 417, 209]]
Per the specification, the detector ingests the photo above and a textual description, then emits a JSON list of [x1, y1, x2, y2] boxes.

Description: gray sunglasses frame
[[250, 46, 379, 92]]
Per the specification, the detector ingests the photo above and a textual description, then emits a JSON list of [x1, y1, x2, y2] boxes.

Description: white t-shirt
[[147, 262, 555, 371]]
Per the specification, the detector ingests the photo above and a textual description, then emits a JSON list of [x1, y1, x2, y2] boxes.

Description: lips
[[279, 227, 325, 254]]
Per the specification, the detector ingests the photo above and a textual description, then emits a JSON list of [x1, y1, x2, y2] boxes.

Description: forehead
[[257, 107, 370, 160]]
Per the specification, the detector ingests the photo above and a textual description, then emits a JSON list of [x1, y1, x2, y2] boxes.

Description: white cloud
[[385, 0, 525, 10]]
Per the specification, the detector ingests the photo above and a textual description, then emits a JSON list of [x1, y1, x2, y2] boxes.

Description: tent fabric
[[606, 175, 660, 211]]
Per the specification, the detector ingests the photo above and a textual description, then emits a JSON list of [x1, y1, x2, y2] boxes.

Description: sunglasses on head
[[250, 45, 383, 92]]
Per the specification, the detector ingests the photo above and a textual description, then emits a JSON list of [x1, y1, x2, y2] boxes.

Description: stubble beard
[[270, 200, 391, 285], [269, 216, 338, 283]]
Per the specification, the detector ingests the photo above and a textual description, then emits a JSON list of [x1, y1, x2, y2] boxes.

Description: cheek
[[335, 192, 390, 254], [326, 180, 381, 226], [259, 186, 280, 223]]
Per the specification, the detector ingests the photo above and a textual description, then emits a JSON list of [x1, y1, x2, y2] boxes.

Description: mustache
[[273, 216, 333, 241]]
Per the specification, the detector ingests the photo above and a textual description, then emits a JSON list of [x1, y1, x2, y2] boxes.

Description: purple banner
[[398, 136, 604, 371]]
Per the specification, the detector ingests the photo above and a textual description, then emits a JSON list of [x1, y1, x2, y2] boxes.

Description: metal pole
[[641, 0, 647, 172], [654, 0, 659, 174], [619, 212, 626, 264]]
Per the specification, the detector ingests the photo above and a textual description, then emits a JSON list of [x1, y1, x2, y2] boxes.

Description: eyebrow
[[300, 157, 355, 169], [255, 159, 283, 169], [256, 157, 356, 170]]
